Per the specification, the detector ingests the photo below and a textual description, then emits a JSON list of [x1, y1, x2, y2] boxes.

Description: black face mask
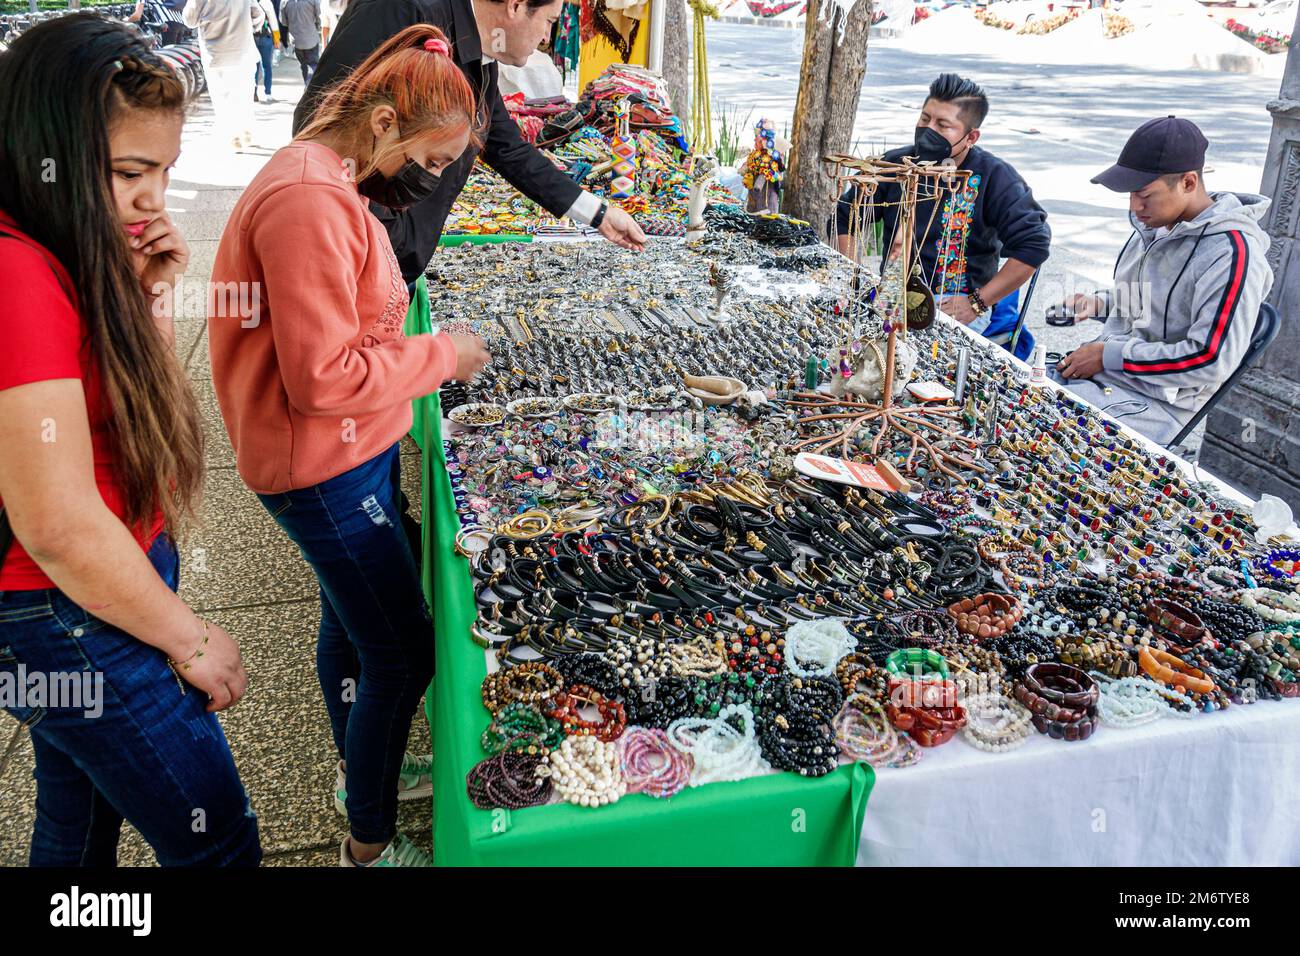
[[913, 126, 957, 163], [358, 157, 442, 211]]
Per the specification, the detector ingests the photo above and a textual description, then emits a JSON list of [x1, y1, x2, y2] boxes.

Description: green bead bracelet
[[884, 647, 950, 681]]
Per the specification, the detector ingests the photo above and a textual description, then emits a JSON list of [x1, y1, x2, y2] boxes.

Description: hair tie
[[423, 38, 450, 56]]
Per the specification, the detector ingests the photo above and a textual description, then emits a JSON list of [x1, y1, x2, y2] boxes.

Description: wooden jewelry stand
[[789, 156, 986, 484]]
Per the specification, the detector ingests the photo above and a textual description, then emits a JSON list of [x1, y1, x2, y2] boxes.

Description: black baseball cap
[[1092, 116, 1209, 192]]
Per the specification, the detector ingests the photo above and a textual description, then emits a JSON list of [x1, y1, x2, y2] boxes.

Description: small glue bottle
[[1029, 344, 1047, 386]]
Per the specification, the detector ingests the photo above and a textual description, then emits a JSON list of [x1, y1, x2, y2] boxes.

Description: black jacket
[[835, 145, 1050, 295], [292, 0, 581, 284]]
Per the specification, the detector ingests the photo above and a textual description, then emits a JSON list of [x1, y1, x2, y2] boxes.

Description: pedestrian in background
[[252, 0, 282, 103], [280, 0, 322, 83], [182, 0, 258, 150]]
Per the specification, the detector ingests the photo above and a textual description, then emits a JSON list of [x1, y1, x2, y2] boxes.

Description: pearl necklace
[[1239, 588, 1300, 625], [543, 735, 626, 807], [961, 692, 1033, 753]]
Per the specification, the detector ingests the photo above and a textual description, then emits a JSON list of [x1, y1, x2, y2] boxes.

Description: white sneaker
[[339, 833, 430, 868], [334, 752, 433, 816]]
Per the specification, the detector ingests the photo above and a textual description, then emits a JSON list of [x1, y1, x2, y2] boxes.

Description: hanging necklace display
[[790, 156, 986, 483]]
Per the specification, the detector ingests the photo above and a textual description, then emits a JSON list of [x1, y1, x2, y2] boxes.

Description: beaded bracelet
[[1013, 681, 1090, 724], [886, 701, 966, 747], [835, 652, 888, 700], [481, 702, 566, 755], [834, 693, 905, 764], [887, 674, 958, 709], [619, 727, 693, 798], [543, 735, 626, 808], [548, 684, 627, 742], [1144, 599, 1210, 646], [948, 592, 1023, 640], [1022, 662, 1100, 710], [667, 703, 769, 786], [481, 661, 565, 714], [961, 692, 1033, 753], [466, 751, 552, 810], [1030, 709, 1099, 742], [784, 619, 856, 677]]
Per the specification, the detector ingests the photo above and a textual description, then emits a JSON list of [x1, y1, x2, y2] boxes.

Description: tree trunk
[[661, 0, 690, 121], [784, 0, 873, 237]]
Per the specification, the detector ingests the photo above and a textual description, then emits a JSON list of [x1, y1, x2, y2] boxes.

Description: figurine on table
[[742, 118, 785, 215]]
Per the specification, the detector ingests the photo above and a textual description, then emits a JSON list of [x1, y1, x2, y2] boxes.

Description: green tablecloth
[[405, 282, 874, 866]]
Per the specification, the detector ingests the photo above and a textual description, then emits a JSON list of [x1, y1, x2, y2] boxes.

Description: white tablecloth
[[858, 699, 1300, 866]]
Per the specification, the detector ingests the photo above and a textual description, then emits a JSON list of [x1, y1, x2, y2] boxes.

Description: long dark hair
[[0, 15, 204, 534]]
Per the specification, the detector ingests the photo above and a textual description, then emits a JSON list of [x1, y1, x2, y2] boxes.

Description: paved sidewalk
[[0, 54, 432, 867]]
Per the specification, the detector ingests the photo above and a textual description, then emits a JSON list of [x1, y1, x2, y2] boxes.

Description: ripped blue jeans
[[257, 442, 433, 845], [0, 534, 261, 866]]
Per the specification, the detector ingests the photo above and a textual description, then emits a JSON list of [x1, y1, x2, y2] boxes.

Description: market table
[[416, 397, 872, 866], [408, 238, 1298, 867], [858, 695, 1300, 866], [853, 318, 1300, 867]]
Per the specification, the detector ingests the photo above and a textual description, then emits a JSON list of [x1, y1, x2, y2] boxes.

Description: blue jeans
[[0, 535, 261, 866], [254, 33, 275, 95], [257, 443, 434, 845]]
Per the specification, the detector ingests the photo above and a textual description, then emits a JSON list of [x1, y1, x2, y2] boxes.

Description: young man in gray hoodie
[[1055, 117, 1274, 446]]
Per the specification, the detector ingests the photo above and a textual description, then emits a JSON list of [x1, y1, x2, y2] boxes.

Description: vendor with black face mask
[[834, 73, 1051, 360]]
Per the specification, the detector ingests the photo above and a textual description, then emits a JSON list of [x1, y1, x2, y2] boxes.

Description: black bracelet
[[590, 201, 609, 229], [970, 287, 989, 316]]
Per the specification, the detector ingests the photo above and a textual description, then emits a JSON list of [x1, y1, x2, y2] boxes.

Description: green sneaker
[[334, 753, 433, 816], [339, 833, 431, 868]]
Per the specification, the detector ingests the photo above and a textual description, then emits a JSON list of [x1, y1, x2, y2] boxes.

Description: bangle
[[1138, 646, 1216, 695], [884, 647, 950, 680], [1144, 599, 1209, 646], [590, 201, 609, 229], [1022, 662, 1099, 710]]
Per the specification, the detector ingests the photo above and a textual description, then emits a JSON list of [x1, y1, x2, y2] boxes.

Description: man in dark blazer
[[293, 0, 646, 286]]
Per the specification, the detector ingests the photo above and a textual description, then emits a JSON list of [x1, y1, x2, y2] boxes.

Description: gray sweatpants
[[1050, 371, 1185, 446]]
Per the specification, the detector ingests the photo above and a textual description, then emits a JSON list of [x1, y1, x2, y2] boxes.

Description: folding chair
[[985, 270, 1040, 358], [1168, 301, 1281, 448]]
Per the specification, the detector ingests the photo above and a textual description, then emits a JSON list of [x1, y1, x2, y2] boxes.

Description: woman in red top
[[0, 15, 259, 866]]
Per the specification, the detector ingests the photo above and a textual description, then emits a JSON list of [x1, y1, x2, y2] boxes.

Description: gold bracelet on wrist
[[169, 619, 209, 671]]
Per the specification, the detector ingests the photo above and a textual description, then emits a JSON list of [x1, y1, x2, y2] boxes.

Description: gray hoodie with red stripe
[[1090, 191, 1274, 426]]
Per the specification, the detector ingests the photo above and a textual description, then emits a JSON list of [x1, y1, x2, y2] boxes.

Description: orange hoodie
[[208, 141, 455, 493]]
